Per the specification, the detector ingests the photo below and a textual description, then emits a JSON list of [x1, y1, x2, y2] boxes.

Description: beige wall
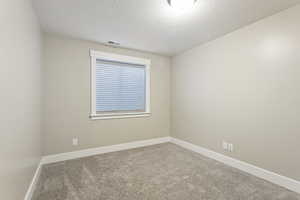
[[171, 5, 300, 181], [0, 0, 42, 199], [43, 33, 171, 155]]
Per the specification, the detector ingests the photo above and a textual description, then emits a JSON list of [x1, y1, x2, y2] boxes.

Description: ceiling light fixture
[[167, 0, 197, 11]]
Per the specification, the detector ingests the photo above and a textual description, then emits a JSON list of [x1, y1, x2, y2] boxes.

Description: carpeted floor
[[32, 143, 300, 200]]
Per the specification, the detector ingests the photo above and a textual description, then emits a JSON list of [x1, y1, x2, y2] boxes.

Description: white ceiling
[[33, 0, 300, 56]]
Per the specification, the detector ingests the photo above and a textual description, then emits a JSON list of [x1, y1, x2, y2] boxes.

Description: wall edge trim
[[170, 137, 300, 194], [41, 137, 171, 164], [24, 160, 43, 200]]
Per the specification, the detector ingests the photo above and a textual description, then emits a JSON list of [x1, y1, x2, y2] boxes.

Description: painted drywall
[[171, 5, 300, 181], [42, 33, 171, 155], [0, 0, 42, 199]]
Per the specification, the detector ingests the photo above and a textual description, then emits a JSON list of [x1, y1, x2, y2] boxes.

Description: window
[[90, 50, 151, 119]]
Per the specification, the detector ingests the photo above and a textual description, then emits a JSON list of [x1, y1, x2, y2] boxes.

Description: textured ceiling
[[33, 0, 300, 56]]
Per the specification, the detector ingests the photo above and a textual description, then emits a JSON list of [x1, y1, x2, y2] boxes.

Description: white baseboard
[[170, 137, 300, 194], [25, 137, 171, 200], [25, 136, 299, 200], [41, 137, 171, 164], [24, 161, 42, 200]]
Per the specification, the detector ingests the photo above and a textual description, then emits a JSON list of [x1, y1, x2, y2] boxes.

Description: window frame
[[90, 50, 151, 120]]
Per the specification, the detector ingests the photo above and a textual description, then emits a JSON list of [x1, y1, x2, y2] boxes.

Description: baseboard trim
[[41, 137, 171, 165], [26, 136, 299, 199], [170, 137, 300, 194], [24, 160, 42, 200], [25, 137, 171, 199]]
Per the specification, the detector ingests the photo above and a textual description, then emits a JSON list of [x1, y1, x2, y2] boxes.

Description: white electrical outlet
[[72, 138, 78, 146], [222, 141, 228, 150], [228, 143, 233, 152], [223, 141, 234, 152]]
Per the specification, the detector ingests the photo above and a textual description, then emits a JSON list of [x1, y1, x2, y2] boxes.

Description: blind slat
[[95, 59, 146, 112]]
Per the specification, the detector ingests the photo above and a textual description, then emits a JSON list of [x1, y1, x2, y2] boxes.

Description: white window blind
[[90, 50, 151, 119], [95, 59, 146, 113]]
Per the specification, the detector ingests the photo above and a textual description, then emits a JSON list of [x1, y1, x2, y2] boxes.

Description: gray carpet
[[32, 143, 300, 200]]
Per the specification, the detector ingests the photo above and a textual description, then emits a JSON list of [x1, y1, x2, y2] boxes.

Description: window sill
[[90, 112, 151, 120]]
